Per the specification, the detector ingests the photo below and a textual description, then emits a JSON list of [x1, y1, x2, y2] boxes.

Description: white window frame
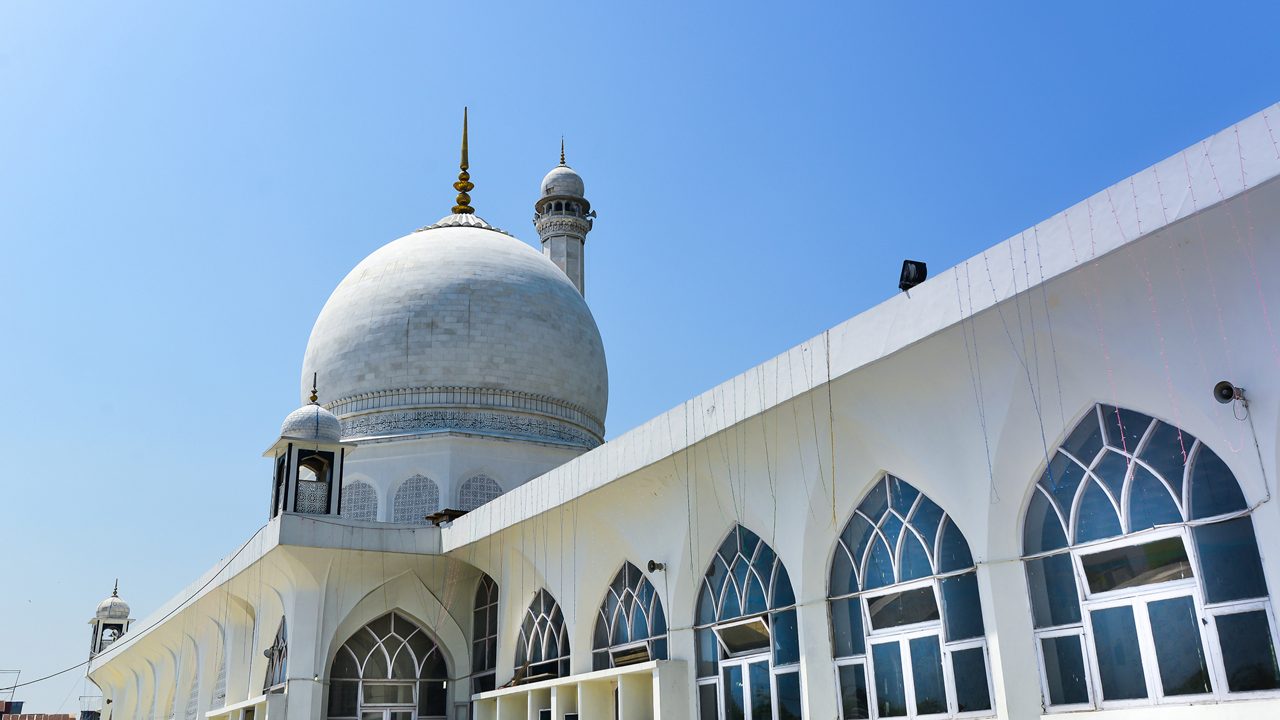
[[1032, 524, 1280, 711], [863, 578, 943, 637], [712, 616, 772, 658], [1203, 600, 1280, 700], [1032, 625, 1094, 712], [831, 577, 993, 719], [718, 654, 778, 720], [1080, 584, 1215, 709]]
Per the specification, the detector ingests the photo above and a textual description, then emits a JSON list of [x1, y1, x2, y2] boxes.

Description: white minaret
[[534, 141, 595, 294], [89, 580, 133, 658]]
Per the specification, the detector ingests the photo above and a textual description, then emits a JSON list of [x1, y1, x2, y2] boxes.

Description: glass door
[[721, 657, 774, 720]]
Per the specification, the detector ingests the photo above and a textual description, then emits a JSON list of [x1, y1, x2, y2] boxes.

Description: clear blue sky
[[2, 0, 1278, 711]]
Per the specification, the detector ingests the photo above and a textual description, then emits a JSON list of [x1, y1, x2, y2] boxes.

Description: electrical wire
[[0, 524, 267, 694]]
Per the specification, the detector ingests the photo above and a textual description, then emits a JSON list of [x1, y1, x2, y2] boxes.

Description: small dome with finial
[[541, 138, 585, 198], [279, 375, 343, 443], [96, 580, 131, 620]]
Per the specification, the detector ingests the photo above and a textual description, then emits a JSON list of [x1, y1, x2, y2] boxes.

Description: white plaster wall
[[342, 433, 583, 521]]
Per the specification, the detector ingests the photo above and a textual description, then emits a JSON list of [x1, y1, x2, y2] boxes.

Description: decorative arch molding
[[1021, 403, 1279, 711], [322, 570, 467, 686]]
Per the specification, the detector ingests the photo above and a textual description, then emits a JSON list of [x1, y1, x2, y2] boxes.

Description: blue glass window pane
[[1195, 518, 1269, 603], [909, 636, 946, 715], [830, 597, 865, 658], [1041, 635, 1089, 706], [698, 683, 718, 720], [1127, 466, 1182, 532], [871, 642, 907, 717], [951, 646, 992, 712], [1075, 481, 1122, 543], [858, 479, 888, 520], [1147, 596, 1212, 696], [1090, 606, 1148, 700], [1216, 610, 1280, 692], [1190, 446, 1247, 519], [937, 519, 974, 572], [841, 516, 873, 563], [749, 660, 771, 720], [899, 532, 933, 582], [776, 671, 801, 720], [1139, 422, 1192, 498], [630, 604, 649, 642], [695, 627, 718, 678], [744, 575, 768, 616], [696, 587, 716, 625], [1100, 405, 1151, 454], [941, 572, 985, 641], [1043, 453, 1086, 517], [772, 609, 799, 666], [1063, 409, 1104, 465], [721, 576, 742, 620], [909, 498, 945, 550], [890, 476, 920, 516], [651, 637, 668, 660], [773, 565, 796, 608], [881, 514, 904, 551], [864, 538, 896, 590], [1092, 451, 1130, 504], [838, 664, 869, 719], [1024, 489, 1067, 554], [830, 550, 858, 597], [738, 527, 760, 559], [723, 664, 745, 720], [706, 556, 729, 604]]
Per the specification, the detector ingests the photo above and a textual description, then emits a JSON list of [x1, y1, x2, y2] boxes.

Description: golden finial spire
[[309, 373, 318, 404], [559, 136, 566, 166], [452, 107, 475, 214]]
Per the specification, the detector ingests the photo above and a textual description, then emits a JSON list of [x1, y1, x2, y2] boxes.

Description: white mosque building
[[86, 104, 1280, 720]]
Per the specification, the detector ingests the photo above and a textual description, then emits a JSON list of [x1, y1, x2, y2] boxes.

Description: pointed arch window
[[263, 617, 288, 692], [1022, 404, 1279, 711], [459, 475, 502, 511], [829, 475, 992, 719], [326, 611, 448, 720], [472, 575, 499, 694], [392, 475, 440, 526], [695, 525, 802, 720], [514, 590, 569, 683], [592, 562, 668, 670], [341, 481, 378, 522]]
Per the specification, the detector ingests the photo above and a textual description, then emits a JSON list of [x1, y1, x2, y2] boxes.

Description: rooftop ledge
[[88, 514, 441, 669], [441, 101, 1280, 552]]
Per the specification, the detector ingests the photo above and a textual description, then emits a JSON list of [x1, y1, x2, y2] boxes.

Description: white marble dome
[[301, 214, 607, 447], [279, 402, 343, 443], [541, 164, 585, 198]]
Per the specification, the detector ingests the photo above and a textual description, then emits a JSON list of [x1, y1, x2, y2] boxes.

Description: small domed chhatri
[[278, 376, 343, 443], [95, 584, 130, 620]]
